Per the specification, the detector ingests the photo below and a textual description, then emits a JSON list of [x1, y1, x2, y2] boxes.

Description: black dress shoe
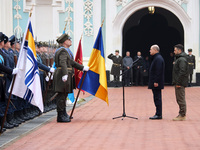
[[149, 115, 162, 120]]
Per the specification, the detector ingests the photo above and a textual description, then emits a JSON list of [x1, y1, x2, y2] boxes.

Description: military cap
[[9, 35, 21, 45], [4, 35, 8, 44], [9, 35, 16, 45], [0, 32, 5, 43], [56, 33, 71, 44], [115, 50, 119, 53], [188, 49, 192, 52]]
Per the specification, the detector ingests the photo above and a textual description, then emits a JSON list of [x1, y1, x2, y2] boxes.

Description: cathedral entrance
[[122, 7, 184, 84]]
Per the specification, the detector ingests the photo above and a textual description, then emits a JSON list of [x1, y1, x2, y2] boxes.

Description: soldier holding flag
[[53, 33, 89, 123]]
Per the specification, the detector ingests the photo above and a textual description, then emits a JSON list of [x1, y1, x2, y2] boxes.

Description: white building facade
[[0, 0, 200, 83]]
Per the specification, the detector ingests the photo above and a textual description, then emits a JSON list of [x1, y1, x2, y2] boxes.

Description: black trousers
[[152, 89, 162, 116], [189, 74, 192, 84], [135, 68, 144, 85], [124, 69, 131, 86]]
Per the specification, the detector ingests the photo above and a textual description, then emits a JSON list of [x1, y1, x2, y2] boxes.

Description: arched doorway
[[122, 7, 184, 84]]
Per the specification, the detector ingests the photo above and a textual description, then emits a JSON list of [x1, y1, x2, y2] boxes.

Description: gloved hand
[[50, 67, 55, 73], [62, 75, 68, 82], [45, 76, 49, 82], [12, 68, 19, 75], [51, 74, 53, 80], [83, 66, 89, 71]]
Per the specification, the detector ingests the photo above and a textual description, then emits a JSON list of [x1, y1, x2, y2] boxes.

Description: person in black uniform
[[187, 49, 195, 87], [107, 50, 122, 87], [134, 51, 146, 86]]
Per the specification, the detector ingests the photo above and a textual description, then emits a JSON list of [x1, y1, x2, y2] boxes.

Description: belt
[[39, 68, 45, 72], [188, 63, 194, 65], [113, 63, 121, 66], [57, 67, 72, 70], [0, 74, 4, 77]]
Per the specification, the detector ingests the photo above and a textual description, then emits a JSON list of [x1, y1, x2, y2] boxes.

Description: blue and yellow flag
[[78, 27, 108, 105], [11, 17, 43, 112]]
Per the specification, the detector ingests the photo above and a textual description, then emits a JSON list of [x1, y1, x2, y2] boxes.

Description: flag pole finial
[[63, 21, 68, 33], [101, 17, 105, 28], [29, 5, 34, 17], [80, 33, 83, 41]]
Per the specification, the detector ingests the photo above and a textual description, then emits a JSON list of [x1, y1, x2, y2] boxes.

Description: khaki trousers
[[175, 86, 186, 116]]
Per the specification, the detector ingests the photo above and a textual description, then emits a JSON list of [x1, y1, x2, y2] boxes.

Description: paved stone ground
[[1, 86, 200, 150]]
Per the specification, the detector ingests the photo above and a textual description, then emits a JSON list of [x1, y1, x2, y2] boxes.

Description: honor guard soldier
[[54, 33, 89, 123], [107, 50, 122, 87], [0, 32, 18, 131], [187, 49, 195, 87]]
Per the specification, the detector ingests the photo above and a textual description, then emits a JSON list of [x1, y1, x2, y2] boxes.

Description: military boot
[[57, 111, 71, 123], [6, 113, 19, 127], [173, 115, 186, 121], [14, 111, 25, 123], [23, 108, 31, 120], [63, 108, 73, 119], [0, 126, 6, 133], [3, 120, 14, 129]]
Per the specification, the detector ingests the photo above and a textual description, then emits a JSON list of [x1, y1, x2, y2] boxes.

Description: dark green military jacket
[[53, 48, 84, 93], [107, 53, 122, 76], [172, 52, 189, 87]]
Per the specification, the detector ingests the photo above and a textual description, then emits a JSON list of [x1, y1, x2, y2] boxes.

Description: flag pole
[[0, 56, 18, 134], [70, 72, 87, 119], [101, 17, 105, 28], [70, 18, 105, 119]]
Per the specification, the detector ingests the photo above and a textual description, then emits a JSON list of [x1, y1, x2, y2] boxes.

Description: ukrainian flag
[[79, 27, 108, 105]]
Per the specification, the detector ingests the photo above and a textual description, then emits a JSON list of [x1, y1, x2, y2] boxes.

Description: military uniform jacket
[[108, 54, 122, 76], [53, 48, 84, 93], [187, 54, 195, 74]]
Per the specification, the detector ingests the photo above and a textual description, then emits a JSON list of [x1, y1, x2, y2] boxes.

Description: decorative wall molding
[[116, 0, 128, 7], [116, 0, 188, 7], [14, 0, 22, 38], [174, 0, 188, 5], [83, 0, 93, 36], [64, 0, 74, 36]]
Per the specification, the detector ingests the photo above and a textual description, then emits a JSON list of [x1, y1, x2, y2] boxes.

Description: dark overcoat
[[187, 55, 195, 74], [107, 54, 122, 76], [53, 48, 83, 93], [148, 53, 165, 89]]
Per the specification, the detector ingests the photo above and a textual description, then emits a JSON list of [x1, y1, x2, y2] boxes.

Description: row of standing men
[[108, 48, 195, 87], [0, 32, 56, 133]]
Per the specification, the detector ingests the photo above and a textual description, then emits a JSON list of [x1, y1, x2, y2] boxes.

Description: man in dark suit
[[187, 49, 195, 87], [107, 50, 122, 87], [148, 45, 165, 120], [134, 51, 146, 86], [53, 33, 89, 123]]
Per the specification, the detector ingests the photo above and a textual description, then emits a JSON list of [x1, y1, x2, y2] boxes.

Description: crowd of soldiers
[[0, 32, 58, 133]]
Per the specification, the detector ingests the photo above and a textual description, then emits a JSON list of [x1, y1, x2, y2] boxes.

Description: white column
[[93, 0, 101, 39], [106, 0, 117, 77], [74, 0, 84, 55], [187, 0, 199, 82], [0, 0, 13, 36]]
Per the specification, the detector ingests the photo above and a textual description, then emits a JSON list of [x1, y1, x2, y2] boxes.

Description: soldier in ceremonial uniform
[[187, 49, 195, 87], [54, 33, 89, 123], [0, 32, 18, 131], [108, 50, 122, 87]]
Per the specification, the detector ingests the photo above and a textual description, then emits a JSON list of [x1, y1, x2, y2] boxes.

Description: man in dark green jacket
[[54, 33, 89, 123], [172, 44, 188, 121]]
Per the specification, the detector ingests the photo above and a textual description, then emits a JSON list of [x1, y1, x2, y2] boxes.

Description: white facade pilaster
[[0, 0, 13, 36]]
